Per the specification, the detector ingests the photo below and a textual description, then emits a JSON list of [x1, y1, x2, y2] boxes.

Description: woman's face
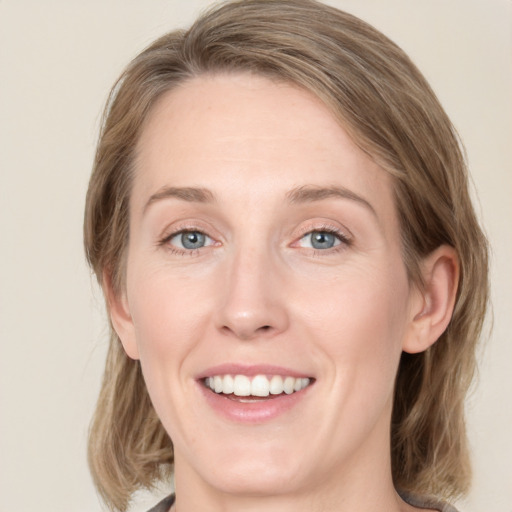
[[115, 74, 423, 498]]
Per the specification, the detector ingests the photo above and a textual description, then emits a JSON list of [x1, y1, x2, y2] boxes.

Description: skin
[[108, 73, 458, 512]]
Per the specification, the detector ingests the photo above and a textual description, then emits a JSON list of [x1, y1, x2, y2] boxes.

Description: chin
[[189, 442, 308, 497], [209, 466, 301, 497]]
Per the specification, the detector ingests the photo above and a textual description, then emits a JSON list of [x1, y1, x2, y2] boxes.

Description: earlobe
[[102, 271, 140, 360], [403, 245, 459, 354]]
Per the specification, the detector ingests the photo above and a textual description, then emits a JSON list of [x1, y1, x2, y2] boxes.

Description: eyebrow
[[143, 186, 215, 214], [142, 184, 377, 217], [286, 185, 377, 217]]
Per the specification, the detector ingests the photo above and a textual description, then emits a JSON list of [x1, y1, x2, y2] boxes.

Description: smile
[[204, 374, 312, 398]]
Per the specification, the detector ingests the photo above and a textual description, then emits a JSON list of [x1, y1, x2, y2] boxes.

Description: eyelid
[[293, 221, 352, 244]]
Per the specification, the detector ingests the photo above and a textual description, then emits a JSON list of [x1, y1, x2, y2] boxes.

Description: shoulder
[[146, 494, 175, 512], [147, 493, 460, 512], [400, 492, 460, 512]]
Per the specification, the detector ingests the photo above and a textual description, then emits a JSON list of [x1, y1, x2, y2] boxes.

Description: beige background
[[0, 1, 510, 511]]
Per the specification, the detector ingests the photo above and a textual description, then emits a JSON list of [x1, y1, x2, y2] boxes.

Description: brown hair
[[84, 1, 489, 509]]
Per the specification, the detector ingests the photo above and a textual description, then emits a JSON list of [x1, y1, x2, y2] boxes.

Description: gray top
[[400, 492, 460, 512], [147, 493, 460, 512], [147, 494, 174, 512]]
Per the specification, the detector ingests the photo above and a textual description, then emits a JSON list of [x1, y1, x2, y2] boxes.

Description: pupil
[[311, 231, 335, 249], [182, 232, 205, 249]]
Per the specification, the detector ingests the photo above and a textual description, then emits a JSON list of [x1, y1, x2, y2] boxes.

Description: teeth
[[283, 376, 295, 394], [270, 375, 284, 395], [251, 375, 270, 397], [204, 374, 311, 397], [233, 375, 251, 396], [223, 374, 234, 394]]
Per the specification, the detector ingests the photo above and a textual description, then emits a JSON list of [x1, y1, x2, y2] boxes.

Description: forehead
[[133, 73, 395, 222]]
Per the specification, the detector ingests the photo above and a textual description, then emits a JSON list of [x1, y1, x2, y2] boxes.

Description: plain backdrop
[[0, 1, 510, 511]]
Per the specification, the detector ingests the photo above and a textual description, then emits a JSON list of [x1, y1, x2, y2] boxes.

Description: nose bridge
[[217, 236, 288, 340]]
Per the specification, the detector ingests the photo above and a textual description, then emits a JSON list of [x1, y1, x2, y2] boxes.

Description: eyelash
[[157, 224, 352, 256], [157, 226, 215, 256], [294, 224, 352, 254]]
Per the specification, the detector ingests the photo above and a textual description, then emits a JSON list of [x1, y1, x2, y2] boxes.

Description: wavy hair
[[84, 1, 489, 509]]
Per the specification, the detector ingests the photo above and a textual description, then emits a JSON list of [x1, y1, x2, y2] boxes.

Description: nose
[[215, 245, 289, 341]]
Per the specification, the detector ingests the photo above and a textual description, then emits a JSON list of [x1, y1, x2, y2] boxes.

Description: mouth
[[198, 365, 315, 422], [203, 374, 313, 401]]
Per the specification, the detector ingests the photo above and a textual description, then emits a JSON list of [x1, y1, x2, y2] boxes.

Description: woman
[[84, 1, 489, 511]]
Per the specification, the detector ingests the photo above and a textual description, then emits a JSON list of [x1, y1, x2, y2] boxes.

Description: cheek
[[127, 264, 211, 364], [125, 266, 213, 434], [299, 263, 410, 382]]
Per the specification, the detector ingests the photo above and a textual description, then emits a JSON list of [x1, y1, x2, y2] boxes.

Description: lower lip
[[198, 383, 312, 423]]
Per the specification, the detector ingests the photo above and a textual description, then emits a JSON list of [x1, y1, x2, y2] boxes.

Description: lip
[[197, 363, 312, 380], [196, 364, 314, 423]]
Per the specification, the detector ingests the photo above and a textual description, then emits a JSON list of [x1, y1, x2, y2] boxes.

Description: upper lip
[[197, 363, 313, 380]]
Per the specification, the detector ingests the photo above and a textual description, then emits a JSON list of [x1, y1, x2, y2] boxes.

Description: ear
[[103, 270, 140, 360], [402, 245, 459, 354]]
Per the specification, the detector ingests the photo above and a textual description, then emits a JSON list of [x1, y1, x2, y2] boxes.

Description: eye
[[298, 230, 343, 250], [169, 230, 214, 250]]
